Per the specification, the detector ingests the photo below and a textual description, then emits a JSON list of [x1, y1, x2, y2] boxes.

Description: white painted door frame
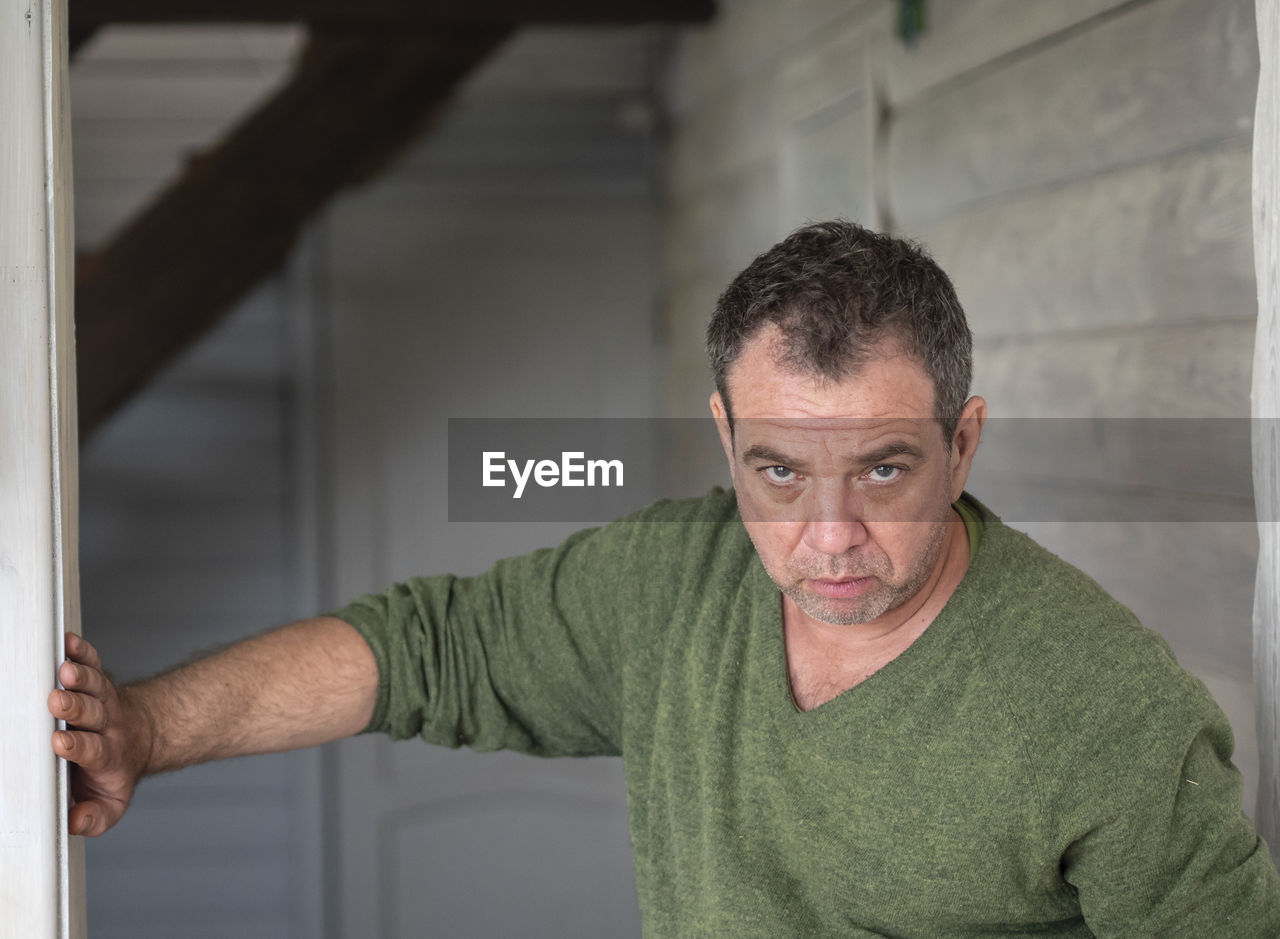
[[0, 1, 85, 935], [1256, 0, 1280, 861]]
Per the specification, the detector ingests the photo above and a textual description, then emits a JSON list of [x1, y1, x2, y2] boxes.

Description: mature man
[[50, 222, 1280, 935]]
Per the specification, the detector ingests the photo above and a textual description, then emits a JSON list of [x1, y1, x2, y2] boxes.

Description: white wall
[[659, 0, 1263, 809]]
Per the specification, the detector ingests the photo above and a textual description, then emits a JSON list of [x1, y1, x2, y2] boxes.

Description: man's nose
[[800, 486, 868, 555]]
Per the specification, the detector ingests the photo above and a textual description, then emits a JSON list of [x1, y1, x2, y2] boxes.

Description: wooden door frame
[[1254, 0, 1280, 860], [0, 0, 85, 935]]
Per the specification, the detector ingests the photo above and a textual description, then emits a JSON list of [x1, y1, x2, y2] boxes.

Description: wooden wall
[[659, 0, 1263, 810]]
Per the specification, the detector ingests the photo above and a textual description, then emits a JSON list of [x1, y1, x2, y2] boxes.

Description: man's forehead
[[724, 331, 937, 422], [734, 416, 935, 457]]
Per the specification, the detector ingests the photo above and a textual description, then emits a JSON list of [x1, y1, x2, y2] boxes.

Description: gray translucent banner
[[449, 418, 1266, 523]]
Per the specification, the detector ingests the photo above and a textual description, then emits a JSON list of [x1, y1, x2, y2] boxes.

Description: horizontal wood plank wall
[[660, 0, 1263, 808]]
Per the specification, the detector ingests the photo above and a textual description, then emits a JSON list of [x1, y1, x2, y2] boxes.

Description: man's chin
[[785, 587, 893, 627]]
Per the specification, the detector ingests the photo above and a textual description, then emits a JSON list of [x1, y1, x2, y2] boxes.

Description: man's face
[[711, 327, 982, 629]]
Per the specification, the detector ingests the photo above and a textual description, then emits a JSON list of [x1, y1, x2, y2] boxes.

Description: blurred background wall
[[70, 1, 1262, 935]]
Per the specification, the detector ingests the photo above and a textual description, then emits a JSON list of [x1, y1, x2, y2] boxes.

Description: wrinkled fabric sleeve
[[336, 520, 637, 758], [1064, 696, 1280, 936]]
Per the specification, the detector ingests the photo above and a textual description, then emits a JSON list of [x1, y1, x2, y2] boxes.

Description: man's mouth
[[805, 577, 874, 599]]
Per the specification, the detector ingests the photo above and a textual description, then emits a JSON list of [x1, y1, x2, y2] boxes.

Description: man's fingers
[[52, 728, 106, 769], [58, 658, 108, 700], [68, 799, 114, 838], [47, 688, 106, 730], [63, 632, 102, 671]]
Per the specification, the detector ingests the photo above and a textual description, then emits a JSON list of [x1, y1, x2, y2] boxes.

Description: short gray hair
[[706, 220, 973, 442]]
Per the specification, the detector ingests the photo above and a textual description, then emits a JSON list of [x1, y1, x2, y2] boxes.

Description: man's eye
[[761, 466, 796, 484], [866, 465, 902, 483]]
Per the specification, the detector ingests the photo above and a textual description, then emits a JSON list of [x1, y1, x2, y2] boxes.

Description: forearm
[[127, 616, 378, 775]]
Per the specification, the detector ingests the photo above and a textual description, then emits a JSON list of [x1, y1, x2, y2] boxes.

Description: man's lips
[[805, 576, 874, 599]]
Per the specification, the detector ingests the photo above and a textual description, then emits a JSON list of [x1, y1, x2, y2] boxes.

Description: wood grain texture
[[1252, 0, 1280, 859], [0, 1, 84, 936], [910, 139, 1255, 338], [888, 0, 1258, 224]]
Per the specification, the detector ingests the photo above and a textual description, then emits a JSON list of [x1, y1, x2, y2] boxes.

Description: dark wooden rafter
[[69, 22, 100, 56], [69, 0, 715, 29], [75, 27, 511, 438]]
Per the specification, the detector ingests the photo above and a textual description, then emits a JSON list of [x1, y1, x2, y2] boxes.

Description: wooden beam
[[75, 27, 510, 438], [1252, 0, 1280, 863], [68, 22, 98, 56], [68, 0, 715, 28], [0, 0, 86, 935]]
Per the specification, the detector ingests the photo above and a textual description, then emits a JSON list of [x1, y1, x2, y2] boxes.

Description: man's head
[[706, 222, 985, 630], [706, 220, 972, 444]]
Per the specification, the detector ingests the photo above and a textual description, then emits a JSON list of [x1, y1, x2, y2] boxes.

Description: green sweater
[[339, 490, 1280, 936]]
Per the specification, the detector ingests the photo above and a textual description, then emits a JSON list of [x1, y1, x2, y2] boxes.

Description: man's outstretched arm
[[47, 616, 378, 837]]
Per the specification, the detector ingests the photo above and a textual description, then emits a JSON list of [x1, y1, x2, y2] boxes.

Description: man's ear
[[710, 391, 736, 474], [948, 395, 987, 502]]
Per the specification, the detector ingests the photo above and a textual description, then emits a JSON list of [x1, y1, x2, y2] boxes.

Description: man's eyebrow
[[740, 441, 925, 468], [741, 444, 800, 466], [856, 441, 926, 465]]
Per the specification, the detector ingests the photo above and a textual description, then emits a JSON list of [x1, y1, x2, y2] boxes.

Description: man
[[50, 221, 1280, 934]]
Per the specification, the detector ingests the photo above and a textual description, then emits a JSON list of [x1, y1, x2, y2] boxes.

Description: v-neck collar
[[748, 494, 988, 725]]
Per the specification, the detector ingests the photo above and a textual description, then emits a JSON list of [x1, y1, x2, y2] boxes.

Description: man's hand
[[46, 617, 378, 838], [48, 633, 153, 837]]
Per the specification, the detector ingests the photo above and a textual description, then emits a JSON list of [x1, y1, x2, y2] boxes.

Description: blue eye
[[762, 466, 795, 484], [866, 465, 902, 483]]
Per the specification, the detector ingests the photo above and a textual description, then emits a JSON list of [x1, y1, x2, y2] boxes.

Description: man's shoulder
[[552, 486, 754, 587], [961, 492, 1145, 636], [957, 494, 1215, 735]]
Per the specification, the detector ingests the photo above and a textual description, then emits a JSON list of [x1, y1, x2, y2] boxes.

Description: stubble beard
[[776, 518, 949, 626]]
